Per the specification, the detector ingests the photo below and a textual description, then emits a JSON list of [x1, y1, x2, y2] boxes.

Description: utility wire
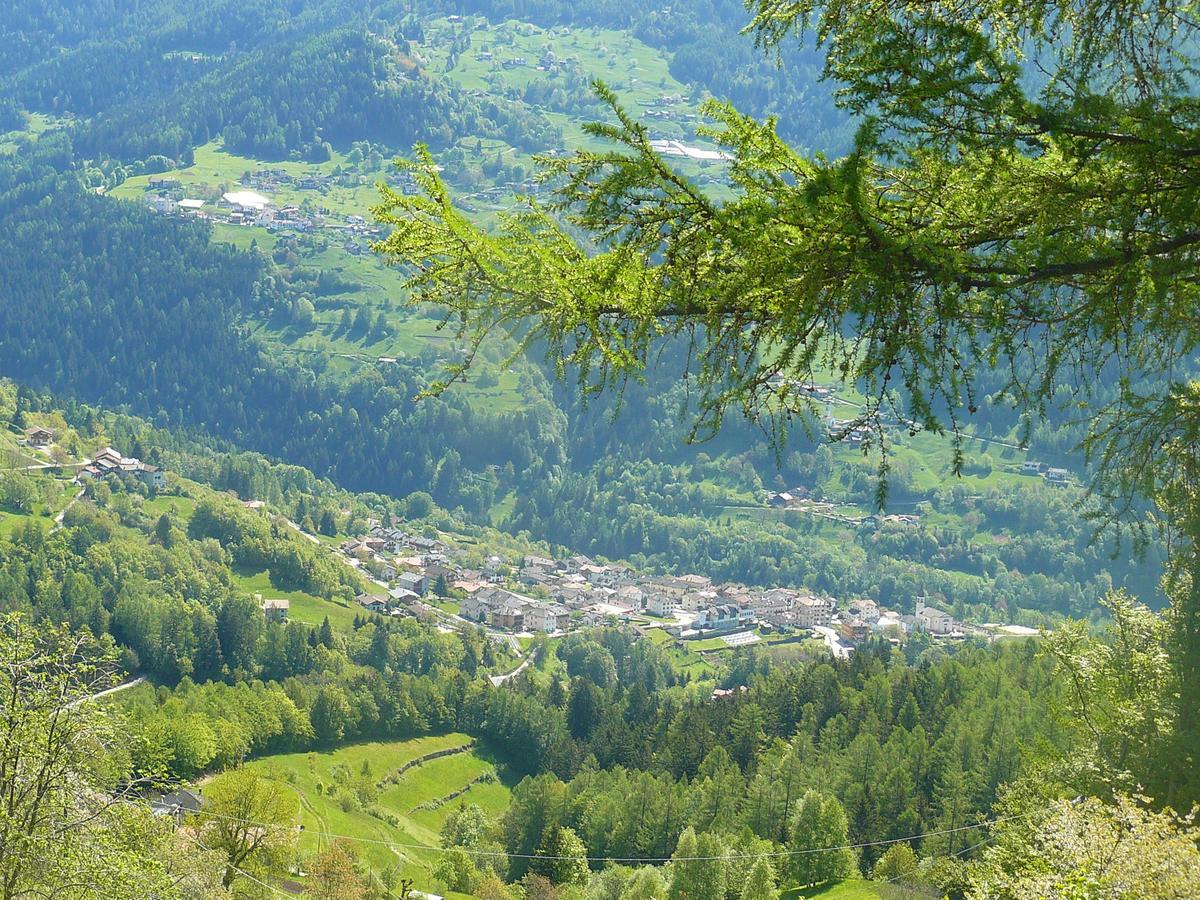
[[188, 806, 1027, 864], [183, 830, 295, 898]]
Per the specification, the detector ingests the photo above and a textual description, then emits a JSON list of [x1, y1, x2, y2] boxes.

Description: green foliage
[[968, 795, 1200, 898], [619, 866, 668, 900], [530, 824, 590, 887], [787, 791, 857, 887], [0, 615, 205, 897], [870, 844, 918, 883], [668, 827, 726, 900], [197, 766, 300, 888], [740, 856, 779, 900]]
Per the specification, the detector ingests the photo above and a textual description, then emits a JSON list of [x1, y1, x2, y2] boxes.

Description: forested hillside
[[1, 1, 1198, 896], [0, 129, 1160, 627]]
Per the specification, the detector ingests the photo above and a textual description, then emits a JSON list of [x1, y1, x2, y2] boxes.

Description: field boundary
[[379, 740, 476, 788], [409, 771, 498, 813]]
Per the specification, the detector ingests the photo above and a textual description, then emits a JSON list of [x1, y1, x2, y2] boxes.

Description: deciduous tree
[[196, 767, 299, 888]]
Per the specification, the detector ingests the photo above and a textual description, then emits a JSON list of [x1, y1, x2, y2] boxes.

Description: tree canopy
[[375, 0, 1200, 813], [376, 0, 1200, 489]]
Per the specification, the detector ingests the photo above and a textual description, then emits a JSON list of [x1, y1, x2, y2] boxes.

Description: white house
[[645, 594, 674, 618]]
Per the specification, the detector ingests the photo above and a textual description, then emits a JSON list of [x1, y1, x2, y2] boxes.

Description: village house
[[647, 576, 690, 599], [261, 598, 290, 624], [752, 588, 799, 616], [615, 585, 644, 608], [681, 589, 719, 612], [838, 618, 872, 644], [24, 426, 54, 447], [388, 587, 420, 605], [873, 612, 906, 634], [794, 595, 835, 628], [342, 539, 374, 561], [711, 685, 749, 701], [552, 583, 591, 608], [396, 571, 427, 596], [459, 593, 491, 623], [695, 604, 752, 632], [525, 603, 570, 633], [847, 598, 881, 624], [490, 602, 527, 631], [356, 594, 389, 614], [645, 594, 675, 618], [581, 564, 619, 587], [423, 562, 456, 583], [520, 568, 552, 587], [482, 556, 506, 583]]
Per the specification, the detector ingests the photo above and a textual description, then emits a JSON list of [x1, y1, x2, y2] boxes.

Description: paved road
[[282, 517, 321, 545], [489, 657, 531, 687], [813, 625, 854, 660], [67, 675, 147, 709], [52, 487, 86, 531]]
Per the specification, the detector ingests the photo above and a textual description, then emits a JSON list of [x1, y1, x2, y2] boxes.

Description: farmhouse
[[24, 426, 53, 447], [356, 594, 389, 614], [78, 447, 165, 489], [149, 788, 202, 824], [261, 598, 290, 623]]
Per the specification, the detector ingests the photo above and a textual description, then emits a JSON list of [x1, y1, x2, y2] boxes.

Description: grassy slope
[[784, 880, 899, 900], [244, 734, 512, 897], [122, 477, 370, 633]]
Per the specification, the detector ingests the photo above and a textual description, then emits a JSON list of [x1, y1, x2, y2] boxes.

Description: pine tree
[[368, 624, 390, 671], [10, 386, 28, 430], [319, 509, 337, 536], [318, 616, 335, 649]]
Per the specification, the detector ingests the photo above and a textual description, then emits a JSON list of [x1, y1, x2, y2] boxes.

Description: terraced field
[[243, 734, 512, 896]]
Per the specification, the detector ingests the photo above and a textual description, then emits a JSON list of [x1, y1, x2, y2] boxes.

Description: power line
[[190, 806, 1025, 865], [875, 832, 997, 888], [183, 831, 294, 898]]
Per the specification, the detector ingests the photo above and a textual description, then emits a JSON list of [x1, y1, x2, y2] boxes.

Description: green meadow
[[243, 734, 512, 897]]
